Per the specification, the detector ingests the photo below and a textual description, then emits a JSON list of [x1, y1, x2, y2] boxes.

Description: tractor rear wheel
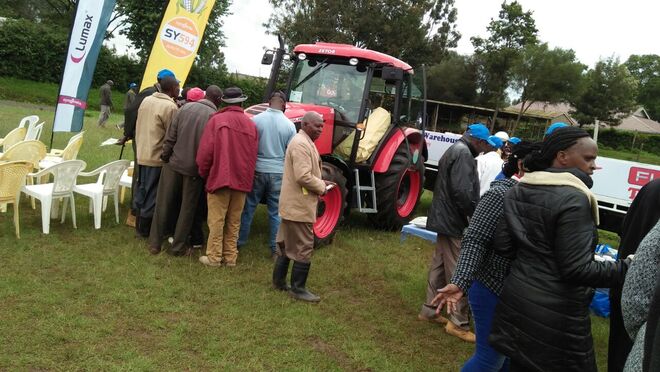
[[314, 163, 348, 247], [369, 143, 425, 230]]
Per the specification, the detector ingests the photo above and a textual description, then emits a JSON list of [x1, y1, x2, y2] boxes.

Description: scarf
[[520, 171, 600, 225]]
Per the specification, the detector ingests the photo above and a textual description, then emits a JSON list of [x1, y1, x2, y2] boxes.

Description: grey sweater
[[622, 220, 660, 371], [161, 99, 217, 177]]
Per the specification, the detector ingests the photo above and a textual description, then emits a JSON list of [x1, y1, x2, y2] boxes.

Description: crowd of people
[[110, 69, 659, 370], [423, 122, 659, 371], [116, 69, 328, 302]]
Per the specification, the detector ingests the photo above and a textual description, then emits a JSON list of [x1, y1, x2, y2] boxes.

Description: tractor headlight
[[349, 58, 359, 66], [298, 53, 307, 61]]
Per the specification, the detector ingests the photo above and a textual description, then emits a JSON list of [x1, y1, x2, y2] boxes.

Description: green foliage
[[0, 0, 75, 27], [114, 0, 230, 70], [265, 0, 461, 66], [511, 43, 585, 126], [471, 1, 538, 109], [426, 52, 478, 104], [625, 54, 660, 120], [585, 127, 660, 157], [571, 57, 638, 126]]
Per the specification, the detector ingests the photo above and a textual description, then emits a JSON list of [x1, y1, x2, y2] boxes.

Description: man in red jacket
[[196, 87, 258, 267]]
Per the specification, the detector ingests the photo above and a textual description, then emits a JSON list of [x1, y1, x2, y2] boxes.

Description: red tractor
[[248, 39, 427, 246]]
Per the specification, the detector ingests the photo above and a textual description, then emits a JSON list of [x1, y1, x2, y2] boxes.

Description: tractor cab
[[251, 41, 427, 246]]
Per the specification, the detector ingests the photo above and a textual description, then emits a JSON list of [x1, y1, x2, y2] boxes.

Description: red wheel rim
[[314, 186, 342, 239], [396, 168, 421, 218]]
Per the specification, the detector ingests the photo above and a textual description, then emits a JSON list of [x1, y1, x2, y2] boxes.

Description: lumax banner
[[140, 0, 216, 91], [53, 0, 116, 133]]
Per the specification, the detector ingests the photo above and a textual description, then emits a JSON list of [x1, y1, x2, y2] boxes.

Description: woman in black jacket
[[489, 127, 630, 372]]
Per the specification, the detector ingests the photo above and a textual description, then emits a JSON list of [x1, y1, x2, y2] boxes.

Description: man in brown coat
[[271, 111, 331, 302]]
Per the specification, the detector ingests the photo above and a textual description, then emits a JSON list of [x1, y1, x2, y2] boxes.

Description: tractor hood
[[244, 102, 336, 155], [244, 102, 334, 124]]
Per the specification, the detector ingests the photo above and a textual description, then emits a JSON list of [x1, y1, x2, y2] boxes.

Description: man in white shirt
[[476, 135, 504, 196]]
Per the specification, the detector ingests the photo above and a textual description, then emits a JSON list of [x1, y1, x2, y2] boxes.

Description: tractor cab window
[[400, 74, 424, 128], [289, 57, 368, 124]]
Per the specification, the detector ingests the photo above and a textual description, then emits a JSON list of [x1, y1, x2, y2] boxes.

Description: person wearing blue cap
[[544, 122, 569, 137], [476, 135, 504, 196], [418, 122, 492, 343], [117, 69, 178, 226]]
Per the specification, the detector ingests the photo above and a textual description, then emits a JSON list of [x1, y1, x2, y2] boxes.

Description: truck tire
[[369, 143, 425, 230], [314, 163, 348, 247]]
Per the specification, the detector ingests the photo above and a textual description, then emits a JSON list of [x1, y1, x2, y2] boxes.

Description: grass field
[[0, 101, 615, 370]]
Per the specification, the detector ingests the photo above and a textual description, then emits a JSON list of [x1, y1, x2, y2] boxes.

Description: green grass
[[0, 77, 127, 112], [598, 146, 660, 165], [0, 101, 612, 370]]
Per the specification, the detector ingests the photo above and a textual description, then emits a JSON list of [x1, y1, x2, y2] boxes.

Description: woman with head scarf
[[489, 127, 631, 372]]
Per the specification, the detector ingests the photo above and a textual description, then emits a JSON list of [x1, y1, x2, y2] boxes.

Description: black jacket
[[489, 169, 629, 372], [426, 136, 480, 237], [123, 85, 158, 139]]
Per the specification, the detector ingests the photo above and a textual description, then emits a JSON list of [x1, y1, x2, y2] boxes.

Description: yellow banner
[[140, 0, 216, 91]]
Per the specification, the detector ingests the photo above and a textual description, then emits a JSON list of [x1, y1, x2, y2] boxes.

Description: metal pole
[[593, 118, 600, 143], [263, 35, 285, 102]]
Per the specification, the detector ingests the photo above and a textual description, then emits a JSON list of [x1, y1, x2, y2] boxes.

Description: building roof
[[293, 42, 413, 72], [505, 101, 578, 124], [614, 115, 660, 134]]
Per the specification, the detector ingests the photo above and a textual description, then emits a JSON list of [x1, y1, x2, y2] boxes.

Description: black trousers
[[148, 164, 205, 253], [608, 285, 633, 372]]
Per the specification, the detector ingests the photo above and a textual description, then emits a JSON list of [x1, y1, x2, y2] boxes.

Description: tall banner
[[140, 0, 216, 91], [53, 0, 116, 132]]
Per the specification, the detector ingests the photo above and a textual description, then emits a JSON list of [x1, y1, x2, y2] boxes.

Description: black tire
[[369, 143, 425, 230], [314, 163, 348, 247]]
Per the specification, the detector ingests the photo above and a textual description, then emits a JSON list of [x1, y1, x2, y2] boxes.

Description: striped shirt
[[451, 178, 517, 295]]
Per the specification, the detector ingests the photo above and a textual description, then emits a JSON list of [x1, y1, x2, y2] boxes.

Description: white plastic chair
[[73, 160, 130, 229], [118, 162, 134, 204], [18, 115, 39, 129], [40, 131, 84, 170], [22, 160, 86, 234], [0, 127, 27, 152], [25, 122, 44, 141]]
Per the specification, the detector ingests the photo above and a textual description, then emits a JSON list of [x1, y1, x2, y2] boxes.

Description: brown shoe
[[149, 245, 161, 255], [418, 313, 449, 325], [445, 321, 476, 343], [126, 211, 136, 227], [224, 261, 237, 268]]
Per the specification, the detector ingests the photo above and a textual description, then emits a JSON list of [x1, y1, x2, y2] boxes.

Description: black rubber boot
[[272, 255, 291, 291], [289, 261, 320, 303], [136, 216, 152, 238]]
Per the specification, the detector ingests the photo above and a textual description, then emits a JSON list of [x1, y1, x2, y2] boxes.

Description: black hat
[[221, 87, 248, 103]]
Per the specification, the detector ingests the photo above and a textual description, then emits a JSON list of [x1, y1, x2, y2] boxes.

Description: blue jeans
[[462, 280, 509, 372], [238, 172, 282, 253]]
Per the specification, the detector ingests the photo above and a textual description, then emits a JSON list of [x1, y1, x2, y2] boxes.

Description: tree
[[265, 0, 461, 66], [471, 1, 538, 126], [426, 52, 478, 104], [113, 0, 230, 71], [625, 54, 660, 120], [571, 57, 638, 126], [0, 0, 76, 26], [510, 43, 585, 127]]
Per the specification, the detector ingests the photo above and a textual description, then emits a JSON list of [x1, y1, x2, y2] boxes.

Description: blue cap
[[509, 137, 521, 145], [467, 123, 490, 141], [487, 135, 504, 149], [129, 82, 137, 88], [157, 69, 176, 80], [545, 122, 569, 136]]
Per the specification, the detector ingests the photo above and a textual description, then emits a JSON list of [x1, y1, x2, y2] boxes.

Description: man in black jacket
[[419, 123, 492, 342], [117, 69, 178, 224]]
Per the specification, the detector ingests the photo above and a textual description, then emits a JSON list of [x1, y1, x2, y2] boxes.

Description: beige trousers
[[205, 188, 246, 265], [422, 234, 470, 330]]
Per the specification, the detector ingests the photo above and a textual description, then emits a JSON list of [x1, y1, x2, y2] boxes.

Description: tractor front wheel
[[369, 143, 424, 230], [314, 163, 348, 247]]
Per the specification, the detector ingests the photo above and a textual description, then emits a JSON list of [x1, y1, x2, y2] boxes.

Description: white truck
[[423, 130, 660, 234]]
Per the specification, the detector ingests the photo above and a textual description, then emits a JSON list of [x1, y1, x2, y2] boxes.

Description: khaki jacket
[[135, 92, 177, 167], [279, 131, 325, 223]]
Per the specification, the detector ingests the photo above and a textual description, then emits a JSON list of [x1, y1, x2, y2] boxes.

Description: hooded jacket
[[426, 136, 480, 237], [489, 168, 629, 372]]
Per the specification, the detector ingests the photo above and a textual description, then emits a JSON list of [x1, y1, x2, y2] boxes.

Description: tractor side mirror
[[261, 50, 274, 65], [382, 66, 404, 82]]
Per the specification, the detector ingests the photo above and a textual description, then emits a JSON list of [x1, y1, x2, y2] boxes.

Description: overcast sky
[[108, 0, 660, 78]]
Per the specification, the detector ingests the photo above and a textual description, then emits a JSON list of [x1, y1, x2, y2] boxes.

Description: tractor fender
[[372, 128, 426, 173], [321, 155, 352, 184]]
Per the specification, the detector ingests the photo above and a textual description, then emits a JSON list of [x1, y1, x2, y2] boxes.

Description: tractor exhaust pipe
[[263, 35, 286, 102]]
